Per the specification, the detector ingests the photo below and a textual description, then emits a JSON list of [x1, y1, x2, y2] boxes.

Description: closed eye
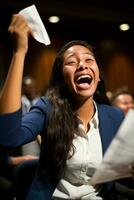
[[65, 60, 77, 65], [86, 58, 94, 62]]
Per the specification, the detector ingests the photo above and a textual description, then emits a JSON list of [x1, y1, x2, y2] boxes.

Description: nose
[[78, 61, 88, 70]]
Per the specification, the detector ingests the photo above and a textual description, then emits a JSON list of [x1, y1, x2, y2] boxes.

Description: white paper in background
[[19, 4, 51, 45], [90, 109, 134, 185]]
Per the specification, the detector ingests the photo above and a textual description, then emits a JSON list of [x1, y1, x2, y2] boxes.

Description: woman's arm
[[0, 14, 32, 114]]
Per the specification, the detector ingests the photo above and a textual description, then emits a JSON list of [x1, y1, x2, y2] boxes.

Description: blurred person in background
[[21, 76, 41, 156], [22, 76, 40, 115], [110, 89, 134, 115]]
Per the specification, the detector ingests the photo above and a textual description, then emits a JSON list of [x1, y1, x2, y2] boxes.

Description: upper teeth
[[77, 75, 91, 81]]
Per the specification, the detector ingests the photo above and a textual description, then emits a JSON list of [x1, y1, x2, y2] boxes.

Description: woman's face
[[62, 45, 100, 101]]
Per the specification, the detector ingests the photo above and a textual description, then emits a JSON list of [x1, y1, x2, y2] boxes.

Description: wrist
[[13, 49, 27, 57]]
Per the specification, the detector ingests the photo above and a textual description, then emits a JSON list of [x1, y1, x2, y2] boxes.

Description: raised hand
[[8, 14, 32, 54], [0, 14, 33, 114]]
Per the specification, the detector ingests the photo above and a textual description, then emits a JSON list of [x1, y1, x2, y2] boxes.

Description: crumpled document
[[19, 4, 51, 45], [90, 109, 134, 185]]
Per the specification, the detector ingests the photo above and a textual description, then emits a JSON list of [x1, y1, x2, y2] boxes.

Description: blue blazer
[[0, 97, 124, 200]]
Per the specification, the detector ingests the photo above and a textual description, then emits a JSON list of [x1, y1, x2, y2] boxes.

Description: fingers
[[8, 14, 32, 53], [129, 164, 134, 179], [129, 164, 134, 171], [23, 155, 39, 160], [8, 14, 32, 35]]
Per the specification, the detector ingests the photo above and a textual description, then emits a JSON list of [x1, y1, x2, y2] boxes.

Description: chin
[[78, 89, 95, 97], [74, 92, 94, 101]]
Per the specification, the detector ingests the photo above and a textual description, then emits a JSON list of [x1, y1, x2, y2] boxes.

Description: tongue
[[77, 82, 91, 89]]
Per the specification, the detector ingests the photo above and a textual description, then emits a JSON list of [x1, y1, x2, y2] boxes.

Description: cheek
[[63, 67, 74, 83], [92, 63, 99, 77], [95, 67, 100, 81], [93, 68, 100, 83]]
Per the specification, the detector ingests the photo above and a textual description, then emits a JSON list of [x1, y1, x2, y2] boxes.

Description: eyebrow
[[65, 52, 94, 59]]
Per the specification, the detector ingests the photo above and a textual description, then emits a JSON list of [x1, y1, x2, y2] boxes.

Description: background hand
[[9, 155, 39, 166]]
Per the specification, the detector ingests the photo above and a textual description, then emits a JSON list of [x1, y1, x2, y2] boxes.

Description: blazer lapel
[[97, 104, 116, 155]]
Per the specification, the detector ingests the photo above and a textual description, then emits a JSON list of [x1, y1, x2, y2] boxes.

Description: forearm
[[0, 51, 26, 114], [0, 14, 31, 114]]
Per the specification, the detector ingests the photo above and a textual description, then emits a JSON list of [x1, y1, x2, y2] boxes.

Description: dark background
[[0, 0, 134, 94], [1, 0, 134, 43]]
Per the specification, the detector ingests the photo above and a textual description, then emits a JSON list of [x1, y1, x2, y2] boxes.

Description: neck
[[75, 98, 95, 132]]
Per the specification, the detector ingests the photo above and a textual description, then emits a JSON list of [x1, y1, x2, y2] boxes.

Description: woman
[[0, 14, 130, 200]]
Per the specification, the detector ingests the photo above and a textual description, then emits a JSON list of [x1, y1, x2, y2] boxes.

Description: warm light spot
[[119, 23, 130, 31], [48, 16, 60, 23]]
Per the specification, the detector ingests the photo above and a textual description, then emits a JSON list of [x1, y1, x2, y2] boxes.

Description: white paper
[[90, 109, 134, 185], [19, 4, 51, 45]]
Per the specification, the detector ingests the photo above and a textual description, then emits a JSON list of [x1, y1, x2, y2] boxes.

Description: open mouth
[[76, 75, 92, 85]]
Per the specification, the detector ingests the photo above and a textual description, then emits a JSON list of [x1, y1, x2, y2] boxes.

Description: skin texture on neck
[[75, 97, 95, 133]]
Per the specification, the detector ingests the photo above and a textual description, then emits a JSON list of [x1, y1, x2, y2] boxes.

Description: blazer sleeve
[[0, 97, 51, 147]]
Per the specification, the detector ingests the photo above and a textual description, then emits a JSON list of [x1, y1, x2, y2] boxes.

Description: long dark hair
[[42, 40, 109, 182]]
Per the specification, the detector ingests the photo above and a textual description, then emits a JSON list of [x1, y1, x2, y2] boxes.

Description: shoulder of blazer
[[97, 103, 124, 123], [30, 96, 52, 116], [96, 103, 124, 153], [30, 97, 52, 134]]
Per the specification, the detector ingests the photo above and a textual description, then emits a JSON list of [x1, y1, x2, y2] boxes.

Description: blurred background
[[0, 0, 134, 95]]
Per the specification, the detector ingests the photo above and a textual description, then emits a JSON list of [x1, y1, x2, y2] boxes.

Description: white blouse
[[52, 105, 103, 200]]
